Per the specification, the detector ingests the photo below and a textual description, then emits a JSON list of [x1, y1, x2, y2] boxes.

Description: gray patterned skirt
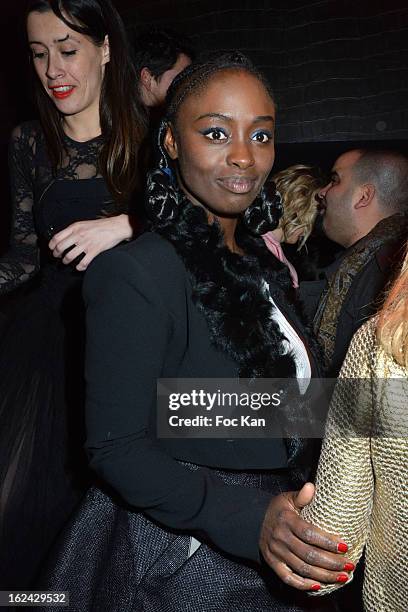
[[39, 465, 339, 612]]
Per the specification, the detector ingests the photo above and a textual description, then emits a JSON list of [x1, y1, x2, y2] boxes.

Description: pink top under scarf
[[262, 232, 299, 288]]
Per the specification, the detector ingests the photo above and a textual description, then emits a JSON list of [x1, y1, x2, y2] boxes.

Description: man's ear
[[140, 67, 153, 91], [102, 35, 110, 66], [355, 183, 376, 209], [163, 124, 178, 160]]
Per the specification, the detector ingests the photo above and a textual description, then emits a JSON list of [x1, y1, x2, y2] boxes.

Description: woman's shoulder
[[85, 232, 189, 297], [9, 121, 44, 161], [339, 316, 408, 379], [338, 317, 378, 377], [347, 316, 407, 368], [123, 231, 181, 257], [350, 317, 377, 349], [10, 120, 43, 142], [119, 232, 187, 276]]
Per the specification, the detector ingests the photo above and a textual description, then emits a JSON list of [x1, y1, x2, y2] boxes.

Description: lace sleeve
[[301, 320, 376, 595], [0, 124, 40, 294]]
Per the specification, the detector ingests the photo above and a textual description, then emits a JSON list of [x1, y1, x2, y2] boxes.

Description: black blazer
[[83, 232, 312, 563]]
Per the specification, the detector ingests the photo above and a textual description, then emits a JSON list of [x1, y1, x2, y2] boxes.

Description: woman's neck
[[62, 106, 101, 143], [216, 215, 244, 254]]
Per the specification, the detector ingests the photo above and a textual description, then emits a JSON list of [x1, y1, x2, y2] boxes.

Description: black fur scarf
[[151, 196, 297, 379]]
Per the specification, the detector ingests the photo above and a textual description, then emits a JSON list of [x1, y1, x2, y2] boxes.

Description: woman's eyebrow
[[253, 115, 275, 124], [29, 34, 81, 45], [56, 34, 81, 43], [194, 112, 232, 123]]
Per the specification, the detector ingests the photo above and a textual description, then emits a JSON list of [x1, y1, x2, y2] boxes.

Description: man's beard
[[311, 211, 326, 238]]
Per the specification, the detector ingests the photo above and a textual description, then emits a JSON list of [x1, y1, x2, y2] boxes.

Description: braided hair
[[166, 51, 274, 122], [145, 51, 283, 234]]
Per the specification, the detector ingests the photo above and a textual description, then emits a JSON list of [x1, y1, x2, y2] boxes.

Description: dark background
[[1, 0, 407, 251]]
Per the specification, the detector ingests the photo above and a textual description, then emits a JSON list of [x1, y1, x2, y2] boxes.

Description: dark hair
[[351, 149, 408, 214], [127, 25, 195, 80], [146, 51, 280, 234], [26, 0, 147, 208]]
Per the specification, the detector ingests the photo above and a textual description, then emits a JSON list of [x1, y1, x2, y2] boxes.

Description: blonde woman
[[301, 245, 408, 612], [263, 164, 326, 287]]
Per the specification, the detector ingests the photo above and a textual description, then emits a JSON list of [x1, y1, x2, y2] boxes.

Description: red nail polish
[[310, 584, 321, 591], [337, 542, 348, 553], [343, 562, 355, 572], [336, 574, 349, 583]]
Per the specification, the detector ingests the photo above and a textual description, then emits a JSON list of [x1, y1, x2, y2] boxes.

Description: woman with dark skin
[[42, 54, 351, 611]]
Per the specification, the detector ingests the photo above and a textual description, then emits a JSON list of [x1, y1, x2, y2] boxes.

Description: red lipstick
[[49, 85, 75, 99]]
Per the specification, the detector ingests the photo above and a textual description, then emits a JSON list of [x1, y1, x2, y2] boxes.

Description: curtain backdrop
[[120, 0, 408, 143]]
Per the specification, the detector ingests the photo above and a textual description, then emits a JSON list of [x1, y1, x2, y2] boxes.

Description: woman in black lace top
[[0, 0, 146, 589]]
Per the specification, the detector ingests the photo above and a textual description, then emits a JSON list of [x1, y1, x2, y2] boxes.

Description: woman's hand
[[48, 214, 134, 271], [260, 483, 354, 591]]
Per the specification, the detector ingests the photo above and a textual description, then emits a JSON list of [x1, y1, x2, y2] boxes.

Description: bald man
[[300, 148, 408, 376]]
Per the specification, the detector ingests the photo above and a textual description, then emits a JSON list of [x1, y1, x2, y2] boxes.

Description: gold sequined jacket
[[301, 318, 408, 612]]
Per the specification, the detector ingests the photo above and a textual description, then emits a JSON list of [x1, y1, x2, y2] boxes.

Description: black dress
[[0, 121, 112, 589]]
